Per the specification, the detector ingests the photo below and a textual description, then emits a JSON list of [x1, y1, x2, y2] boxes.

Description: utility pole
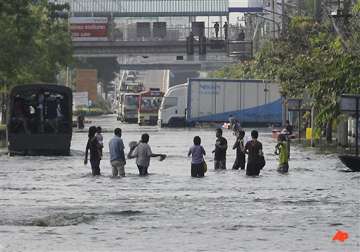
[[271, 0, 276, 39], [315, 0, 322, 22], [281, 0, 285, 35]]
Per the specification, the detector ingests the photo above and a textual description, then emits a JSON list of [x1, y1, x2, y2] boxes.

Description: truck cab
[[138, 88, 164, 126], [117, 93, 139, 123], [158, 84, 187, 127]]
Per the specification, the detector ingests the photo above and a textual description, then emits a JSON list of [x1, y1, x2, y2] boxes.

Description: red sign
[[70, 17, 108, 41]]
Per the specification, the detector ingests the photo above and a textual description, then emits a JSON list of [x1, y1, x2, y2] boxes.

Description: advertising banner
[[229, 0, 263, 12], [70, 17, 108, 41], [73, 92, 89, 110]]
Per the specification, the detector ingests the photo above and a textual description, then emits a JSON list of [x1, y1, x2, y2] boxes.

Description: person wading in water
[[84, 126, 102, 176], [244, 130, 265, 176]]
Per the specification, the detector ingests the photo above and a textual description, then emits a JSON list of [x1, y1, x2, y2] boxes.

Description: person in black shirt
[[84, 126, 102, 176], [232, 130, 246, 170], [213, 128, 227, 169], [214, 22, 220, 38], [244, 130, 264, 176], [284, 120, 293, 135]]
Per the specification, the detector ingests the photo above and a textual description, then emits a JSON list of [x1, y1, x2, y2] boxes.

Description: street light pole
[[356, 97, 359, 156], [281, 0, 285, 34]]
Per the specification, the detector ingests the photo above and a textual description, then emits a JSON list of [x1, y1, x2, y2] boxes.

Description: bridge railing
[[112, 24, 247, 42], [51, 0, 229, 17]]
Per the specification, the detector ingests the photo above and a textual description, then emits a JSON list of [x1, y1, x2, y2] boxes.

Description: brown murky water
[[0, 115, 359, 251]]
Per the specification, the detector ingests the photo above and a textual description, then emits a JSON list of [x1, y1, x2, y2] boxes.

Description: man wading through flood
[[244, 130, 265, 176], [109, 128, 126, 177], [213, 128, 228, 169], [128, 133, 166, 176]]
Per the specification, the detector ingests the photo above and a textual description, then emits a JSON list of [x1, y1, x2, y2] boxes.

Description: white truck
[[158, 79, 282, 127]]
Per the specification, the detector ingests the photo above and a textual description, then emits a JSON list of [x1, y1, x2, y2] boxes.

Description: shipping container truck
[[158, 79, 282, 127]]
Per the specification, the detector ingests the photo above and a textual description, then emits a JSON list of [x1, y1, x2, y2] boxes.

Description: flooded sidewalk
[[0, 115, 359, 251]]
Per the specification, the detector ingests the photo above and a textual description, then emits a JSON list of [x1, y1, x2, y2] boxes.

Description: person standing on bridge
[[223, 22, 229, 40], [214, 22, 220, 38]]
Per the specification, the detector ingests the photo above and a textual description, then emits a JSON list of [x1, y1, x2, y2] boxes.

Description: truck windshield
[[141, 97, 162, 111], [125, 95, 138, 106], [162, 97, 177, 109]]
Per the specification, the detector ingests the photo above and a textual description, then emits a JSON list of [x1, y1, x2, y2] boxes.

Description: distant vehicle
[[126, 72, 136, 82], [117, 92, 140, 123], [158, 79, 282, 127], [138, 88, 164, 126], [7, 84, 73, 155], [121, 81, 144, 93], [158, 83, 188, 127]]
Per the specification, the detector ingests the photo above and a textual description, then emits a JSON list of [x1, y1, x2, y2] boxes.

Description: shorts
[[111, 160, 126, 177]]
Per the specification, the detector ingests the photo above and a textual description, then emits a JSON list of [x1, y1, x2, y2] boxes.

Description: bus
[[117, 92, 140, 123], [138, 88, 164, 126], [7, 84, 73, 155]]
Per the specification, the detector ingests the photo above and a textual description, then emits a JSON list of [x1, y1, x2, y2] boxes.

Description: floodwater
[[0, 115, 359, 252]]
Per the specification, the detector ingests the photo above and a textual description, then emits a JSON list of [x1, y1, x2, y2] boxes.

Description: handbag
[[259, 155, 266, 169], [202, 161, 207, 173]]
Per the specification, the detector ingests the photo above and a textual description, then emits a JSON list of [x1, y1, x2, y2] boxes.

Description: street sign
[[340, 94, 360, 113], [340, 94, 360, 156], [70, 17, 108, 41], [287, 98, 302, 111], [73, 91, 89, 110]]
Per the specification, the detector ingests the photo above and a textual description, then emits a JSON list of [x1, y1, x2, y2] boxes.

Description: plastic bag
[[203, 161, 207, 173]]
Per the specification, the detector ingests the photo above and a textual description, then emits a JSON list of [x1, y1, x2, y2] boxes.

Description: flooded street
[[0, 115, 359, 252]]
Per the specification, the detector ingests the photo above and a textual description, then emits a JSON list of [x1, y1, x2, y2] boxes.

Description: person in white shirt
[[128, 133, 166, 176]]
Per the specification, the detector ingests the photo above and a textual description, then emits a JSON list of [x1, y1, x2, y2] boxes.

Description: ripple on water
[[0, 213, 96, 227], [105, 210, 144, 216]]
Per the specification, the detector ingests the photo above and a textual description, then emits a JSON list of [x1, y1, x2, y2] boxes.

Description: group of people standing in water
[[188, 128, 267, 178], [84, 125, 290, 178]]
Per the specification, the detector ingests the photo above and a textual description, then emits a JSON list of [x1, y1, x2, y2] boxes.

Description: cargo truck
[[158, 79, 282, 127]]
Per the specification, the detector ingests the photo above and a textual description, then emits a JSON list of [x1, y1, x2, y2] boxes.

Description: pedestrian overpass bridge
[[53, 0, 256, 85], [51, 0, 230, 17], [52, 0, 254, 61]]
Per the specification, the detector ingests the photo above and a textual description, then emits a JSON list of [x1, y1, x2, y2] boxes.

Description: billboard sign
[[229, 0, 264, 13], [73, 92, 89, 109], [340, 94, 360, 115], [70, 17, 108, 41]]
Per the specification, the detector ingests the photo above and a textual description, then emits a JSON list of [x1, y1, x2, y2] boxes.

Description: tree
[[0, 0, 73, 123], [211, 7, 360, 134]]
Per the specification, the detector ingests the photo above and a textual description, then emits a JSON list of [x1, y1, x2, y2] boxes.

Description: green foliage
[[0, 0, 73, 90], [211, 14, 360, 126]]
